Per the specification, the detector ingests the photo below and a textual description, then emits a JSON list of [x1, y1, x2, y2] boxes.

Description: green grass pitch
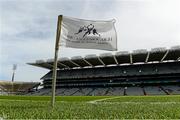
[[0, 95, 180, 119]]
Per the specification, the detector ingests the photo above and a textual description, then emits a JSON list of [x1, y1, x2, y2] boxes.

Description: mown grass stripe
[[0, 95, 180, 119]]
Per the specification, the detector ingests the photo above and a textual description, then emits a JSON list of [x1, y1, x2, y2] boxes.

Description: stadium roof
[[28, 46, 180, 70]]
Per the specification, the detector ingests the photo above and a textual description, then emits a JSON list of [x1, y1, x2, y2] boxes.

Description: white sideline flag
[[60, 16, 117, 51]]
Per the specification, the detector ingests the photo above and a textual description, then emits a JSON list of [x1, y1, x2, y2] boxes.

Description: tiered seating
[[27, 85, 180, 96], [0, 81, 40, 94], [81, 88, 93, 95], [126, 87, 144, 95], [32, 89, 50, 95], [101, 88, 110, 95], [144, 86, 166, 95], [87, 88, 96, 95], [56, 88, 67, 95], [111, 87, 124, 95], [41, 89, 51, 95], [163, 85, 180, 95], [104, 87, 115, 95], [90, 88, 108, 96], [62, 88, 79, 95], [72, 89, 85, 96]]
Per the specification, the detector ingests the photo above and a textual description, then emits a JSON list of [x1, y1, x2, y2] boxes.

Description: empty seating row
[[27, 85, 180, 96]]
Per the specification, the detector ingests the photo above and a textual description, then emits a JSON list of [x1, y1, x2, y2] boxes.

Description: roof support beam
[[69, 60, 81, 67], [161, 50, 169, 62], [130, 54, 133, 64], [97, 57, 106, 66], [83, 58, 94, 67], [145, 52, 150, 63], [57, 62, 69, 69], [46, 63, 54, 69], [113, 55, 119, 65]]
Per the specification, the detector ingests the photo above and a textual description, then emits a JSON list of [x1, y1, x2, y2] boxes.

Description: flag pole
[[51, 15, 63, 108]]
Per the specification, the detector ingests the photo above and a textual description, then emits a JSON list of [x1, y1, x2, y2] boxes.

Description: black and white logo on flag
[[60, 16, 117, 51], [74, 24, 100, 38]]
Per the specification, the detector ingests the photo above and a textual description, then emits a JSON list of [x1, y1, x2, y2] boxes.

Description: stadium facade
[[28, 46, 180, 96]]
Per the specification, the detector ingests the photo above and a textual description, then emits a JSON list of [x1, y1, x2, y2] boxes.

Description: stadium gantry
[[27, 46, 180, 96]]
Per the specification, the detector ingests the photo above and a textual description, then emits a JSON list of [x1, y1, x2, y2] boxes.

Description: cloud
[[0, 0, 180, 81], [114, 0, 180, 50]]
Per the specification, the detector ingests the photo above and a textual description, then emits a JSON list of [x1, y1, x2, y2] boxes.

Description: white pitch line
[[88, 101, 180, 105], [149, 102, 180, 104], [87, 96, 121, 104]]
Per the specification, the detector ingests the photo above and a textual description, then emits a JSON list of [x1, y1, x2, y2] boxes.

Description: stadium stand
[[162, 85, 180, 95], [0, 80, 40, 95], [126, 87, 144, 95], [28, 46, 180, 96], [144, 86, 166, 95]]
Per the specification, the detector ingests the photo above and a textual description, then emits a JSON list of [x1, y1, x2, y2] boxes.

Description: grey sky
[[0, 0, 180, 82]]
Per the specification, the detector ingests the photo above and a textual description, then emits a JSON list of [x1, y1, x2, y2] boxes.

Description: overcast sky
[[0, 0, 180, 82]]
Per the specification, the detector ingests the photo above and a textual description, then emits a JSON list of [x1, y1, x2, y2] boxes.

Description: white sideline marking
[[87, 96, 121, 104], [88, 101, 180, 105], [149, 102, 180, 104], [87, 97, 180, 104]]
